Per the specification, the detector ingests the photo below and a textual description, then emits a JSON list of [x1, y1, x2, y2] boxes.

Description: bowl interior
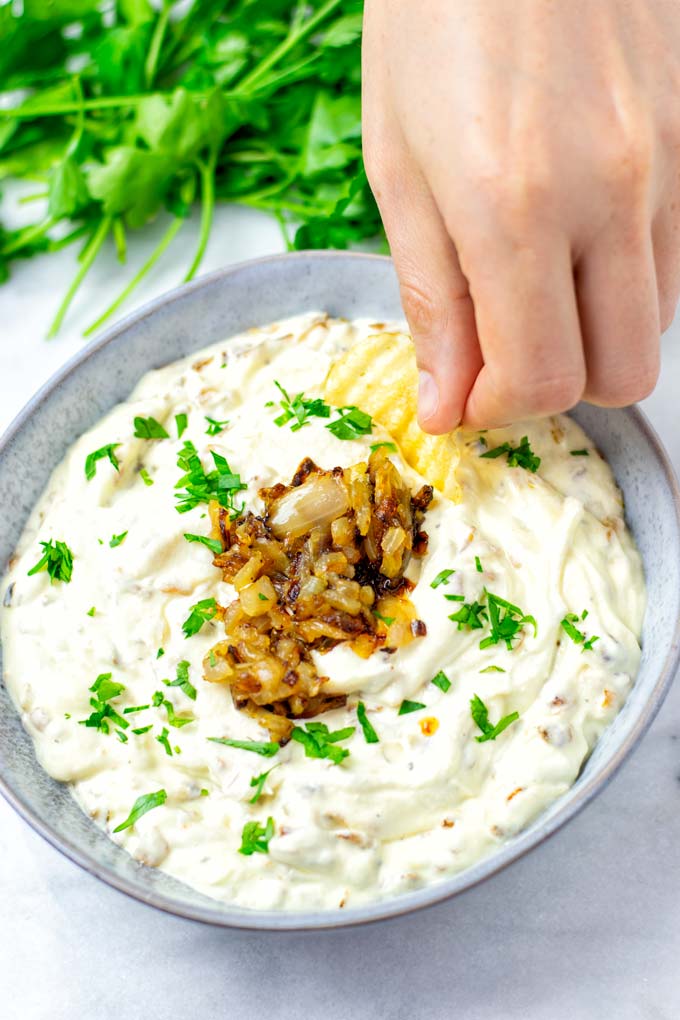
[[1, 252, 679, 929]]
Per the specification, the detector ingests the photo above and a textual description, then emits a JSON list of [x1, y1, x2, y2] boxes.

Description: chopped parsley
[[156, 727, 173, 755], [248, 767, 277, 804], [156, 647, 165, 659], [398, 699, 426, 715], [163, 660, 197, 701], [182, 597, 218, 638], [449, 590, 536, 651], [431, 670, 452, 693], [475, 556, 484, 573], [239, 816, 275, 856], [481, 435, 541, 472], [27, 539, 74, 584], [174, 441, 247, 518], [448, 599, 487, 631], [470, 694, 519, 743], [480, 665, 506, 673], [208, 737, 280, 757], [570, 449, 589, 457], [87, 606, 96, 617], [152, 690, 194, 727], [183, 533, 223, 555], [373, 610, 395, 626], [291, 722, 355, 764], [326, 405, 373, 441], [139, 468, 154, 486], [205, 415, 229, 436], [370, 441, 397, 454], [123, 703, 150, 714], [113, 789, 167, 833], [357, 702, 379, 743], [109, 531, 128, 548], [175, 413, 188, 438], [430, 568, 455, 589], [133, 415, 169, 439], [84, 443, 120, 480], [131, 724, 152, 735], [560, 611, 600, 652], [271, 380, 331, 431], [79, 673, 128, 737]]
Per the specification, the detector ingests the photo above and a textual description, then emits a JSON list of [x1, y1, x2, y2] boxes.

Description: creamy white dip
[[0, 313, 645, 910]]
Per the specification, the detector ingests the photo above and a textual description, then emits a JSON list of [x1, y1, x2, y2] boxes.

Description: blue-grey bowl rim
[[1, 250, 679, 931]]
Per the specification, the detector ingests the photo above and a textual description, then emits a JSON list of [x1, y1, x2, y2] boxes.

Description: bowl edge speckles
[[1, 252, 679, 930]]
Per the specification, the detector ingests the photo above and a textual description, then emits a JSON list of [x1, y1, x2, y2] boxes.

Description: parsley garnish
[[132, 724, 152, 735], [570, 449, 589, 457], [326, 405, 373, 441], [560, 611, 600, 652], [27, 539, 74, 583], [175, 413, 188, 439], [271, 380, 331, 431], [208, 737, 280, 757], [370, 441, 397, 454], [87, 606, 96, 617], [448, 600, 487, 631], [291, 722, 355, 764], [480, 665, 506, 673], [475, 556, 484, 573], [431, 670, 451, 693], [205, 416, 229, 436], [79, 673, 128, 737], [449, 590, 537, 651], [84, 443, 120, 481], [183, 533, 223, 555], [357, 702, 379, 743], [431, 569, 455, 589], [373, 610, 395, 626], [113, 790, 167, 833], [123, 704, 150, 714], [156, 647, 165, 659], [109, 530, 128, 548], [152, 690, 194, 727], [239, 817, 275, 856], [163, 660, 197, 701], [156, 727, 173, 756], [481, 436, 541, 472], [470, 694, 519, 743], [174, 441, 247, 518], [139, 468, 154, 486], [248, 767, 277, 804], [398, 699, 426, 715], [133, 416, 169, 439], [182, 596, 218, 638]]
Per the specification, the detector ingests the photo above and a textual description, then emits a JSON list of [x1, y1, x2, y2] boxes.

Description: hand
[[363, 0, 680, 432]]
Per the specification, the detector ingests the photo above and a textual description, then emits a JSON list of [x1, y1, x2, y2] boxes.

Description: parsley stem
[[0, 215, 58, 257], [183, 156, 216, 283], [144, 2, 171, 89], [0, 94, 169, 118], [47, 216, 112, 339], [238, 0, 342, 91], [83, 215, 183, 337]]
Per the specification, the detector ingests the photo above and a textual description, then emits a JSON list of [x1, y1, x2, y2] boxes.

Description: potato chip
[[324, 331, 461, 502]]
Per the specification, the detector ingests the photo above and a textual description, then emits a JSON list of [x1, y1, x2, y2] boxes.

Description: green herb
[[445, 594, 465, 602], [139, 467, 154, 486], [152, 690, 194, 727], [84, 443, 120, 480], [205, 415, 229, 436], [431, 670, 451, 693], [156, 647, 164, 659], [79, 673, 128, 735], [183, 533, 223, 555], [87, 606, 96, 617], [480, 665, 506, 673], [357, 702, 379, 743], [175, 413, 188, 439], [326, 405, 373, 441], [208, 737, 280, 757], [163, 660, 197, 701], [116, 730, 129, 743], [175, 441, 246, 518], [156, 727, 173, 756], [398, 700, 426, 716], [475, 556, 483, 573], [109, 530, 128, 548], [470, 694, 519, 743], [132, 724, 152, 735], [123, 704, 150, 714], [113, 790, 167, 833], [481, 436, 541, 473], [373, 610, 395, 626], [430, 569, 455, 589], [248, 767, 277, 804], [27, 539, 74, 583], [570, 449, 589, 457], [200, 789, 209, 797], [560, 612, 600, 653], [479, 592, 537, 651], [271, 380, 331, 431], [258, 592, 269, 601], [0, 2, 380, 337], [369, 441, 397, 454], [133, 415, 169, 440], [448, 600, 487, 631], [182, 596, 218, 638], [291, 722, 355, 764], [239, 817, 275, 856]]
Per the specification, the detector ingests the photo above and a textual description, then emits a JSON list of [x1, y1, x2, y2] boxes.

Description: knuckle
[[590, 360, 660, 406], [475, 163, 553, 231], [500, 369, 585, 416], [399, 277, 448, 343], [596, 123, 653, 196]]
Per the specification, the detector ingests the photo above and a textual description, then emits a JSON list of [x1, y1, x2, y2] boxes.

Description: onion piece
[[268, 474, 349, 540]]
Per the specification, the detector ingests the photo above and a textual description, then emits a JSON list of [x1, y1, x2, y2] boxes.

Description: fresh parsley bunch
[[0, 0, 382, 336]]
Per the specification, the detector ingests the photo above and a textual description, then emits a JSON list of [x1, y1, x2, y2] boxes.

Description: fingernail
[[418, 370, 439, 422]]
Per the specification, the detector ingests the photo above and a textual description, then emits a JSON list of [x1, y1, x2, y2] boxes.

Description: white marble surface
[[1, 199, 679, 1020]]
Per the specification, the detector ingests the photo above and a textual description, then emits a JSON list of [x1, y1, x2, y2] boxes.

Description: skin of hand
[[362, 0, 680, 433]]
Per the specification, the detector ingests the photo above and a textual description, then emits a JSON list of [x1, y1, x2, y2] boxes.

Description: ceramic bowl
[[1, 252, 679, 930]]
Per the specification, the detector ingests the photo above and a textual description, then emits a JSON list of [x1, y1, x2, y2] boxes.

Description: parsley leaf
[[163, 660, 197, 701], [398, 699, 426, 716], [475, 556, 483, 573], [248, 767, 277, 804], [182, 596, 218, 638], [431, 670, 451, 693], [79, 673, 128, 735], [470, 694, 519, 743], [560, 612, 600, 653], [205, 415, 229, 436], [480, 436, 541, 472], [109, 530, 128, 548], [291, 722, 355, 764], [326, 405, 373, 441], [480, 665, 506, 673], [152, 690, 194, 728], [570, 449, 589, 457], [27, 539, 74, 583], [139, 467, 154, 486], [430, 568, 455, 589], [448, 600, 487, 631], [370, 441, 397, 454], [357, 702, 379, 743], [271, 380, 331, 431], [480, 592, 537, 651], [113, 789, 167, 833], [183, 533, 223, 555], [156, 726, 173, 756], [133, 415, 169, 439], [175, 413, 188, 438], [84, 443, 120, 481], [239, 816, 275, 856], [208, 737, 280, 757], [174, 441, 246, 517]]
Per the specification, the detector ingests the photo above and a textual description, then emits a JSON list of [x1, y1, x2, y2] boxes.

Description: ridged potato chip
[[324, 331, 461, 502]]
